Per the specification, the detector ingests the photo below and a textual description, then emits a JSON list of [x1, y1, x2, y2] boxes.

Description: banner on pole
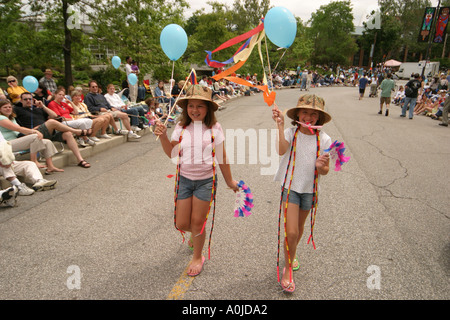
[[433, 7, 450, 44], [418, 7, 436, 43]]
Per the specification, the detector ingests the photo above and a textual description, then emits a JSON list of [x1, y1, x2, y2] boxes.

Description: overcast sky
[[184, 0, 440, 25]]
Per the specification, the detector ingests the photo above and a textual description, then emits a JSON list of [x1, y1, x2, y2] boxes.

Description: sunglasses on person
[[8, 80, 16, 83]]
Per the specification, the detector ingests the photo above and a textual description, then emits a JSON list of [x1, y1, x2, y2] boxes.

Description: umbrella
[[384, 59, 402, 67]]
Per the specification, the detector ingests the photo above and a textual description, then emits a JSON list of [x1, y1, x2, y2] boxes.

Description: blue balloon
[[112, 56, 121, 69], [160, 24, 188, 61], [22, 76, 39, 93], [264, 7, 297, 48], [128, 73, 137, 86]]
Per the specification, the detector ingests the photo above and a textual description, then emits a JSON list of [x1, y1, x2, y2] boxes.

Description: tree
[[308, 0, 358, 66], [91, 0, 189, 82]]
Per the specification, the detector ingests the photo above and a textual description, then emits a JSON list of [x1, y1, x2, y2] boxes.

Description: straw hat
[[177, 84, 220, 111], [285, 94, 332, 125]]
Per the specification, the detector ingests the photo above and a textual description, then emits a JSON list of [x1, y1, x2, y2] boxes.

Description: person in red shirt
[[48, 88, 95, 147]]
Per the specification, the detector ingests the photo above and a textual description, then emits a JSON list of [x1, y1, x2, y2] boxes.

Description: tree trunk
[[62, 0, 73, 89]]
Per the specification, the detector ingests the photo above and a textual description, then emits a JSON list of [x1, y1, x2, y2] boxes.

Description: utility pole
[[422, 0, 441, 79]]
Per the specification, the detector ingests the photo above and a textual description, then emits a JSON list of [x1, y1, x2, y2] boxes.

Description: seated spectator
[[39, 69, 57, 95], [393, 86, 405, 105], [154, 80, 175, 112], [104, 83, 145, 132], [33, 83, 52, 106], [0, 131, 57, 197], [83, 80, 140, 140], [6, 76, 28, 104], [171, 80, 185, 99], [0, 99, 63, 173], [70, 91, 113, 140], [48, 88, 95, 147], [14, 92, 92, 168]]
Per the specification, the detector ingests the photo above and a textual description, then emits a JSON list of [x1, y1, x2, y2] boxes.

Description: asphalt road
[[0, 85, 448, 301]]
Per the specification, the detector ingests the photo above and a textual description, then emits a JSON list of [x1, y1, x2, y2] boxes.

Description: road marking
[[166, 266, 194, 300]]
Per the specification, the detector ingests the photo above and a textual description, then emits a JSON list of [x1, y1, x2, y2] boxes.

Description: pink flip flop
[[281, 267, 295, 293], [187, 256, 206, 277]]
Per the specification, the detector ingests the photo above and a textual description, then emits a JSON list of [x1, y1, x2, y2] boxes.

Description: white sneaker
[[131, 126, 142, 132], [90, 136, 100, 142], [99, 134, 112, 139], [32, 179, 57, 192], [114, 129, 128, 135], [18, 183, 35, 196], [86, 138, 96, 146], [0, 186, 18, 207], [127, 132, 141, 139], [77, 137, 87, 147]]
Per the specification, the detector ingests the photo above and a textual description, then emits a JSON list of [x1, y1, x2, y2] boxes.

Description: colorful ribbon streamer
[[296, 121, 323, 134], [324, 140, 350, 171], [233, 180, 254, 217], [205, 19, 277, 107]]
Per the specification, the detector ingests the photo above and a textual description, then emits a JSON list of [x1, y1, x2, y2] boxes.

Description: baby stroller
[[369, 82, 378, 97]]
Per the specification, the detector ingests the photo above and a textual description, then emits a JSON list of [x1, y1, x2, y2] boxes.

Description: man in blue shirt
[[359, 73, 369, 100]]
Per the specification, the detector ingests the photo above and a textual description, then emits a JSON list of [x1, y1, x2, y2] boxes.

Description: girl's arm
[[154, 121, 177, 158], [217, 143, 239, 191], [272, 106, 290, 155]]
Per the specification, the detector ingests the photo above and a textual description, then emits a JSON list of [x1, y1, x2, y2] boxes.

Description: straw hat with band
[[177, 84, 220, 111], [285, 94, 332, 126]]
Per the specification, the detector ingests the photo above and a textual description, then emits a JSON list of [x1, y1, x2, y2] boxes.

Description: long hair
[[0, 99, 16, 120]]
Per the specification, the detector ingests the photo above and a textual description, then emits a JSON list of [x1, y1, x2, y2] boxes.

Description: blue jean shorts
[[282, 188, 314, 211], [178, 175, 216, 202]]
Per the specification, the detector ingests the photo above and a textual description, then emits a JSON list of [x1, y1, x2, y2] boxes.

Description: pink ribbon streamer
[[296, 121, 323, 134]]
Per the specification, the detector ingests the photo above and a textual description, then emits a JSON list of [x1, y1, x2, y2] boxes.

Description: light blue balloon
[[22, 76, 39, 93], [112, 56, 121, 69], [160, 24, 188, 61], [128, 73, 138, 86], [264, 7, 297, 48]]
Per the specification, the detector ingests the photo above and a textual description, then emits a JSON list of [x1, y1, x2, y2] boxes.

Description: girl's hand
[[316, 153, 330, 172], [272, 106, 284, 126], [154, 120, 167, 137], [227, 180, 240, 193]]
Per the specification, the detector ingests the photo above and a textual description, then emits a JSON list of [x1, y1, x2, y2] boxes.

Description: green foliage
[[308, 0, 358, 66], [91, 66, 126, 92]]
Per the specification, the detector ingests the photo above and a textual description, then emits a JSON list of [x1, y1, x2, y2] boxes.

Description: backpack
[[405, 86, 414, 97]]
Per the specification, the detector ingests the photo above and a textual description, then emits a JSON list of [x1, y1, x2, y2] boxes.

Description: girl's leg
[[281, 202, 309, 287], [188, 196, 210, 275]]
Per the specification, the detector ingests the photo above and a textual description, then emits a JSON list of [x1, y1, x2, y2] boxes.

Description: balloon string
[[272, 48, 287, 72], [169, 60, 175, 95]]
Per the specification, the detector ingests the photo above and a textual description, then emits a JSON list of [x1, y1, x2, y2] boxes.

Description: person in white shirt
[[104, 84, 144, 132], [0, 130, 57, 202]]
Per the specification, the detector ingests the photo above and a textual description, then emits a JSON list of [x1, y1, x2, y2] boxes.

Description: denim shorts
[[178, 175, 216, 202], [282, 188, 314, 211]]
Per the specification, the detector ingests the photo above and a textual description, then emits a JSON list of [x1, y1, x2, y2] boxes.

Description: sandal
[[281, 267, 295, 293], [77, 160, 91, 168], [293, 256, 300, 271], [188, 235, 194, 252]]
